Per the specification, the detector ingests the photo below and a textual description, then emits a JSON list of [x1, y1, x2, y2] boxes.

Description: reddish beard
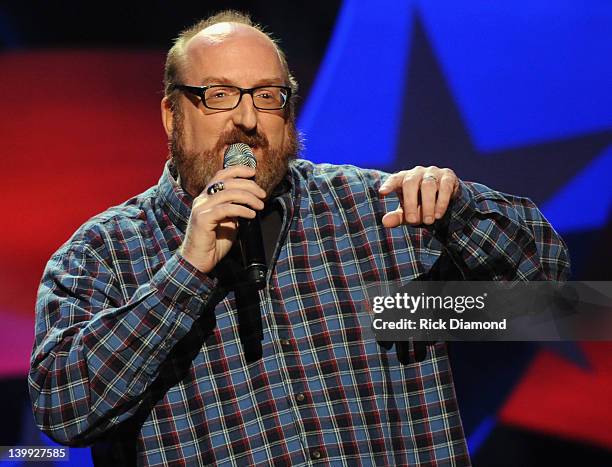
[[169, 109, 299, 198]]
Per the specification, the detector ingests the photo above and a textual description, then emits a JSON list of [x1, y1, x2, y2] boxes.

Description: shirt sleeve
[[432, 181, 571, 281], [28, 240, 218, 445]]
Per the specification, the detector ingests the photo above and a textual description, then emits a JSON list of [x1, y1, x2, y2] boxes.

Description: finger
[[420, 173, 439, 225], [211, 165, 257, 182], [218, 218, 238, 231], [382, 206, 423, 227], [401, 170, 425, 224], [198, 203, 257, 229], [196, 189, 265, 212], [216, 219, 240, 241], [204, 178, 266, 199], [378, 170, 408, 195], [435, 171, 457, 219]]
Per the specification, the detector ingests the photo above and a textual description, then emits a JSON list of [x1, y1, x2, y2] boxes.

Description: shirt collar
[[157, 159, 297, 231], [157, 160, 193, 231]]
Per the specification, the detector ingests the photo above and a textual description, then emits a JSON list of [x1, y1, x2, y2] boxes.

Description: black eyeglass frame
[[172, 84, 292, 110]]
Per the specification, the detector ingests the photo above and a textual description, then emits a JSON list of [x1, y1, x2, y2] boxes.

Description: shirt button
[[310, 449, 322, 460], [280, 338, 291, 347], [295, 392, 306, 403]]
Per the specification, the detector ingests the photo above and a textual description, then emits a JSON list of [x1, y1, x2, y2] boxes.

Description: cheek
[[263, 117, 289, 145], [183, 114, 219, 149]]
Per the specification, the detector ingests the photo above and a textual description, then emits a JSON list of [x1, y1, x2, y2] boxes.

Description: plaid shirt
[[29, 160, 570, 466]]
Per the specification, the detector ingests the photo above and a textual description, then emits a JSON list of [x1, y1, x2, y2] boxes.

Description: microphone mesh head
[[223, 143, 256, 168]]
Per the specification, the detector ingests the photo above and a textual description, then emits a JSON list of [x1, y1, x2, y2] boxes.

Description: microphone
[[223, 143, 266, 362], [223, 143, 267, 289]]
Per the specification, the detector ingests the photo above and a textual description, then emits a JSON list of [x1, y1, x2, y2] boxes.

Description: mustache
[[214, 128, 270, 153]]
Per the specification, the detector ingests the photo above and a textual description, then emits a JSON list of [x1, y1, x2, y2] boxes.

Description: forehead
[[183, 23, 285, 85]]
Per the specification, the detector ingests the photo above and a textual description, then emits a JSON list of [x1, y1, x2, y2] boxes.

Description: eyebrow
[[198, 76, 286, 87]]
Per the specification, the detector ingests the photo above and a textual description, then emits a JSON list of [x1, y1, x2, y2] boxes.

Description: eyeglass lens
[[204, 86, 287, 109]]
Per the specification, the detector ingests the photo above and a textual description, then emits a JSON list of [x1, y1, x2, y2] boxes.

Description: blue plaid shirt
[[29, 160, 569, 466]]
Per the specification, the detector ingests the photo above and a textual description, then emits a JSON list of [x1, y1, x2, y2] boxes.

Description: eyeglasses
[[172, 84, 292, 110]]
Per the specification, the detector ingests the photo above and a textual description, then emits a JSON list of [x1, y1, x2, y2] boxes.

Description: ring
[[422, 175, 438, 184], [206, 181, 225, 195]]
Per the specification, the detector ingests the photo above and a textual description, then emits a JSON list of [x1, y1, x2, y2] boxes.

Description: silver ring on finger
[[206, 180, 225, 195], [422, 175, 439, 184]]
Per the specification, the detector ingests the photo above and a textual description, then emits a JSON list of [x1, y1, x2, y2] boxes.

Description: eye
[[255, 90, 274, 100], [205, 87, 236, 100]]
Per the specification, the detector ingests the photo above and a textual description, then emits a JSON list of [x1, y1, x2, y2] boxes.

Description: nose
[[230, 92, 258, 131]]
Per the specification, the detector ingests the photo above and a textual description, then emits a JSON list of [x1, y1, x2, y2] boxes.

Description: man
[[29, 11, 570, 467]]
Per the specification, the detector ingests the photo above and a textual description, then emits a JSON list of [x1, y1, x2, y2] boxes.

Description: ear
[[161, 96, 174, 137]]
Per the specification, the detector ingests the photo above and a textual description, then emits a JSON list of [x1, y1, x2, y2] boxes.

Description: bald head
[[188, 21, 266, 45], [164, 11, 298, 115], [182, 23, 284, 85]]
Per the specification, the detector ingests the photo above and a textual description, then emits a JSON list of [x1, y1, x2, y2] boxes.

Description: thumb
[[382, 207, 404, 228]]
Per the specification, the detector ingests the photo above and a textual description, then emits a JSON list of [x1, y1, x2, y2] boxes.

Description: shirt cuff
[[430, 180, 476, 243], [431, 181, 538, 277], [149, 253, 219, 321]]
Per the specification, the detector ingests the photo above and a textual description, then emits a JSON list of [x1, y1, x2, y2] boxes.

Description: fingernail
[[424, 216, 434, 224], [407, 214, 417, 223]]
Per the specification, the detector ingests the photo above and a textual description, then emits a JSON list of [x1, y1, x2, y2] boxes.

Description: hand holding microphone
[[179, 144, 266, 276]]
